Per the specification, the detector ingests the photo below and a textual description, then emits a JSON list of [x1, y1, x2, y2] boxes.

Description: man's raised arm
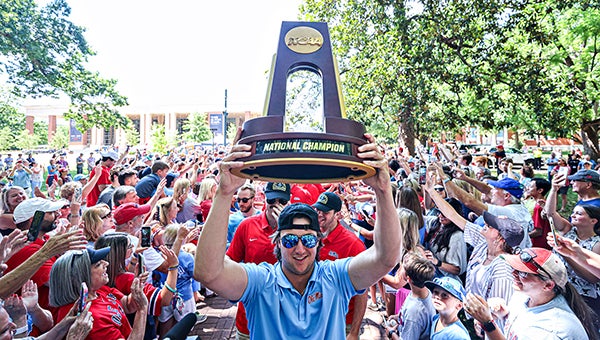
[[194, 141, 250, 301], [348, 134, 401, 290]]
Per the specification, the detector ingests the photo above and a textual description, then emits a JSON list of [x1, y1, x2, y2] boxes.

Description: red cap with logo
[[113, 203, 151, 225]]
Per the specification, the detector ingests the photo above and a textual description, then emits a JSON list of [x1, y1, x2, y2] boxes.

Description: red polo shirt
[[87, 165, 111, 207], [226, 212, 277, 335], [319, 223, 366, 325]]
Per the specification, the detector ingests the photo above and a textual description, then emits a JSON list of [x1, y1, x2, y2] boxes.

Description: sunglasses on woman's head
[[518, 250, 552, 280], [237, 196, 254, 203], [280, 233, 318, 249]]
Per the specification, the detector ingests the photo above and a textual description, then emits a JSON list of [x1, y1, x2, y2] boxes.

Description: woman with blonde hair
[[173, 178, 201, 223], [0, 186, 27, 235], [198, 176, 218, 222], [151, 197, 178, 246], [81, 203, 114, 246]]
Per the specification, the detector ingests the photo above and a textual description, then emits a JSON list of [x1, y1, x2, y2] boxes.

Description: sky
[[27, 0, 303, 114]]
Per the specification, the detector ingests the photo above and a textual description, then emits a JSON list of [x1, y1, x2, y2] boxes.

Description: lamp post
[[223, 89, 228, 146]]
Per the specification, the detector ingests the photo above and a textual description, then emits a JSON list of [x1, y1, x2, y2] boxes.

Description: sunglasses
[[267, 198, 288, 205], [100, 212, 112, 220], [434, 187, 445, 192], [280, 233, 318, 249], [519, 250, 552, 280], [514, 270, 539, 279], [237, 196, 255, 203]]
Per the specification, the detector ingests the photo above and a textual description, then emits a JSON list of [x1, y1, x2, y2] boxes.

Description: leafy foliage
[[150, 124, 168, 155], [300, 0, 600, 157], [0, 0, 129, 132], [49, 125, 69, 150], [182, 113, 212, 143]]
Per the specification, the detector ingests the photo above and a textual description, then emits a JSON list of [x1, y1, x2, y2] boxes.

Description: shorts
[[558, 186, 569, 195], [158, 298, 195, 322]]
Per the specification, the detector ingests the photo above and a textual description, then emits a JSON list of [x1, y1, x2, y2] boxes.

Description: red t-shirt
[[5, 238, 55, 311], [87, 165, 111, 207], [200, 199, 212, 222], [114, 272, 163, 316], [320, 223, 366, 325], [531, 203, 552, 249], [56, 286, 130, 340], [225, 212, 277, 335]]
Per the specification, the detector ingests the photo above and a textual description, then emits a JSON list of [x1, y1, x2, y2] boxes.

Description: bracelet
[[435, 259, 443, 267], [168, 266, 178, 271], [443, 178, 452, 184], [70, 214, 80, 218], [482, 320, 496, 332], [14, 325, 28, 335], [165, 283, 177, 293]]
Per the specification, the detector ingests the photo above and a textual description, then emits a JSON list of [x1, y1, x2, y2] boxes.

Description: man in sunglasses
[[225, 181, 290, 339], [313, 191, 367, 339], [227, 184, 260, 249], [196, 134, 401, 339]]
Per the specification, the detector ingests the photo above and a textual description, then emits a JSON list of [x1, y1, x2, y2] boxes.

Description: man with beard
[[227, 183, 260, 248], [4, 198, 67, 322]]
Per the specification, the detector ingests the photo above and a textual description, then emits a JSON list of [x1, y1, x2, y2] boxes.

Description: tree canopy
[[0, 0, 129, 131], [300, 0, 600, 157]]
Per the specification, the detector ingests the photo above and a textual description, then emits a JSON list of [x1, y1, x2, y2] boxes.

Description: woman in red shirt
[[49, 248, 148, 340]]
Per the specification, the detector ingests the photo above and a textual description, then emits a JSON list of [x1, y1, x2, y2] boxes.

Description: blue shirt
[[135, 173, 160, 198], [12, 169, 30, 188], [238, 258, 362, 340], [157, 250, 199, 301], [429, 314, 470, 340]]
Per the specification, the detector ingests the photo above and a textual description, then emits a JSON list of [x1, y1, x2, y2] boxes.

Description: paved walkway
[[190, 295, 388, 339]]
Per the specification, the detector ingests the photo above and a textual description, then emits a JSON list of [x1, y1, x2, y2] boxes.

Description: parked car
[[486, 147, 534, 166]]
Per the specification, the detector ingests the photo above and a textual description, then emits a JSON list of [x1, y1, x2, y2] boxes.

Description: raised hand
[[158, 245, 179, 268], [359, 134, 389, 191], [21, 280, 39, 311], [218, 129, 251, 196], [40, 230, 87, 257], [66, 302, 93, 340], [130, 277, 149, 312]]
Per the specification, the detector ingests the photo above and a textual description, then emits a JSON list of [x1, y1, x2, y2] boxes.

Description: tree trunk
[[397, 108, 416, 156], [581, 122, 600, 161]]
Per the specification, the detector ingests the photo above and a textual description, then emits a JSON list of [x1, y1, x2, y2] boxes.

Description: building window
[[131, 119, 140, 132], [176, 118, 187, 135], [103, 126, 115, 145]]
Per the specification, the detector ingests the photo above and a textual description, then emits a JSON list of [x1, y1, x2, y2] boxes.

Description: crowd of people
[[0, 137, 599, 339]]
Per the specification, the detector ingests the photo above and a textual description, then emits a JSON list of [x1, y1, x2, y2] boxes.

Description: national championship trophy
[[231, 21, 375, 183]]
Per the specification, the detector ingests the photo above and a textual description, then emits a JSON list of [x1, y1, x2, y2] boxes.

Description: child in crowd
[[425, 277, 470, 340], [386, 251, 436, 340]]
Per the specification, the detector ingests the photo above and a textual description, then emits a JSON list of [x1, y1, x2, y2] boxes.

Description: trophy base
[[230, 157, 375, 183]]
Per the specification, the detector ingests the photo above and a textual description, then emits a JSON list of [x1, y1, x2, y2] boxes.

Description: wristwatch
[[482, 319, 496, 332], [435, 258, 443, 267], [387, 329, 395, 339]]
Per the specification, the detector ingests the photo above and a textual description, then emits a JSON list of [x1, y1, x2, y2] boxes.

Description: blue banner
[[209, 113, 223, 134], [69, 119, 83, 143]]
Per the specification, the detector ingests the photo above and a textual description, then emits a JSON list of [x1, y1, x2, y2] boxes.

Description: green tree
[[34, 121, 49, 145], [150, 124, 167, 155], [50, 126, 69, 150], [14, 129, 39, 150], [300, 0, 600, 158], [124, 124, 140, 147], [0, 0, 129, 132], [0, 127, 13, 151], [182, 113, 211, 142]]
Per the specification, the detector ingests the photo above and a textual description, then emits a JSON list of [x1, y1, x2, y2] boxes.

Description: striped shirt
[[464, 222, 515, 332]]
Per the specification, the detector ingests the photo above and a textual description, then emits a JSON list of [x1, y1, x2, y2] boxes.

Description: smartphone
[[556, 167, 569, 186], [140, 226, 151, 247], [548, 216, 559, 246], [79, 282, 88, 314], [74, 187, 82, 202], [418, 166, 427, 185], [27, 210, 45, 242], [137, 253, 145, 275]]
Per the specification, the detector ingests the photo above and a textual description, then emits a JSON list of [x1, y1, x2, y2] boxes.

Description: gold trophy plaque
[[231, 21, 375, 183]]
